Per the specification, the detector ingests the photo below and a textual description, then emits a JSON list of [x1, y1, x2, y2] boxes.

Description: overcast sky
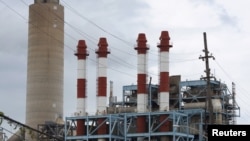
[[1, 0, 250, 137]]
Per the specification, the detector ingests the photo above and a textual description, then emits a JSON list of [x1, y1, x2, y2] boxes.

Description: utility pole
[[199, 32, 215, 125]]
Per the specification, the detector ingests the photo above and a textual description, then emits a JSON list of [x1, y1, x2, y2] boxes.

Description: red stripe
[[136, 116, 146, 133], [76, 120, 85, 135], [97, 118, 107, 134], [159, 72, 169, 92], [77, 79, 86, 98], [159, 115, 172, 132], [137, 74, 147, 94], [97, 77, 107, 96]]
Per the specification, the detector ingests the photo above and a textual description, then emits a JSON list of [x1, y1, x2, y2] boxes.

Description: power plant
[[62, 32, 240, 141], [0, 0, 241, 141]]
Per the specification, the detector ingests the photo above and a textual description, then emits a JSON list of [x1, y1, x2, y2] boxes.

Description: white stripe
[[97, 96, 107, 115], [159, 52, 169, 72], [77, 60, 87, 79], [137, 94, 148, 112], [77, 98, 86, 116], [159, 92, 169, 111], [138, 54, 147, 74], [97, 58, 107, 77]]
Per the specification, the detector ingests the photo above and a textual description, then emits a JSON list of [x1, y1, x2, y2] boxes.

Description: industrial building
[[62, 32, 240, 141], [0, 0, 240, 141]]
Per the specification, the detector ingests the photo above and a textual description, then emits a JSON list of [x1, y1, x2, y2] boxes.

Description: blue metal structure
[[64, 76, 240, 141], [179, 79, 240, 124], [64, 109, 206, 141]]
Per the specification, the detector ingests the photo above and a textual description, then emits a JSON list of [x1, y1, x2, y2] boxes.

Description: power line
[[6, 0, 138, 79], [61, 0, 134, 47]]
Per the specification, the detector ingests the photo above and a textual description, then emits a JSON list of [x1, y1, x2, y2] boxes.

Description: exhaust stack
[[158, 31, 172, 111], [95, 38, 110, 141], [134, 33, 149, 140], [157, 31, 172, 141], [75, 40, 89, 135], [25, 2, 64, 140]]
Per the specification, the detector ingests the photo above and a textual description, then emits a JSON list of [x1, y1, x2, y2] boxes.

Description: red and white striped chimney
[[75, 40, 89, 136], [157, 31, 172, 140], [158, 31, 172, 112], [95, 37, 110, 140], [134, 33, 149, 135]]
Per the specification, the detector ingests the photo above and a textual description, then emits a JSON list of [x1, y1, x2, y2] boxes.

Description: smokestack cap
[[137, 33, 147, 42], [157, 31, 172, 49], [159, 31, 170, 40], [98, 37, 108, 47], [75, 40, 89, 58], [135, 33, 149, 52], [96, 37, 110, 57], [77, 40, 87, 48]]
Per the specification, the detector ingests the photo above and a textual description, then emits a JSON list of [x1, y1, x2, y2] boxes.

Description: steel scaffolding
[[64, 109, 206, 141], [64, 78, 240, 141]]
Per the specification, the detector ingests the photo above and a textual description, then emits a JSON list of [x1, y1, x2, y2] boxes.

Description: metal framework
[[64, 109, 206, 141], [179, 79, 240, 124], [37, 121, 65, 140], [0, 127, 7, 141], [63, 78, 239, 141]]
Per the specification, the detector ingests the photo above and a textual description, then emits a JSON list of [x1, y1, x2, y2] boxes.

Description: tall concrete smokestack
[[157, 31, 172, 141], [134, 33, 149, 140], [75, 40, 89, 136], [25, 0, 64, 139], [95, 37, 110, 141]]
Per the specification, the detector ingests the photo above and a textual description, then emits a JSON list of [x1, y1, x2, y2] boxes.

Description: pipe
[[184, 102, 206, 109], [95, 37, 110, 141], [157, 31, 172, 141], [107, 107, 137, 114], [212, 99, 222, 124], [75, 40, 89, 136], [134, 33, 149, 140], [109, 81, 113, 107]]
